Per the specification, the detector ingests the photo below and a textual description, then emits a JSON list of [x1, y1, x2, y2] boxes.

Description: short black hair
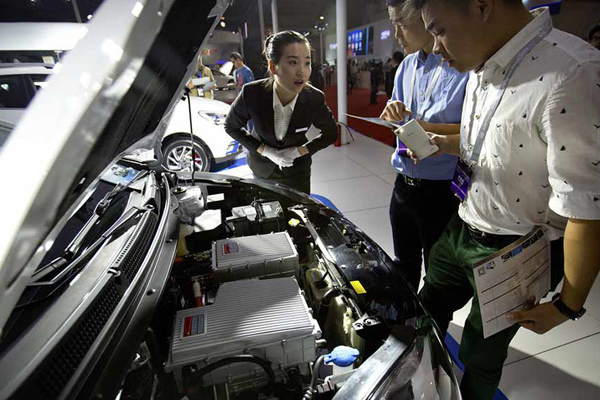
[[230, 52, 243, 61], [589, 25, 600, 41], [386, 0, 421, 21], [392, 51, 404, 63]]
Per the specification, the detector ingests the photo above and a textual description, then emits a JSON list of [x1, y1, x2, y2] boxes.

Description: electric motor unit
[[165, 277, 321, 392], [211, 231, 299, 282]]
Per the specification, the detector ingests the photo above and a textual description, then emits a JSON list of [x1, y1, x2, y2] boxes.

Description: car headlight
[[198, 112, 227, 125], [333, 319, 461, 400]]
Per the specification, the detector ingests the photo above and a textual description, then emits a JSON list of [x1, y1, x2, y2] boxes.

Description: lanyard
[[405, 55, 443, 120], [464, 18, 553, 164]]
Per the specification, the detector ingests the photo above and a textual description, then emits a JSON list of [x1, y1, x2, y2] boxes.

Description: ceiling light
[[87, 14, 93, 20], [319, 15, 324, 20], [220, 21, 226, 27]]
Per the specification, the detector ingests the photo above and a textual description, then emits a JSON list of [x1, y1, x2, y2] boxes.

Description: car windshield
[[0, 73, 49, 109], [0, 72, 50, 148]]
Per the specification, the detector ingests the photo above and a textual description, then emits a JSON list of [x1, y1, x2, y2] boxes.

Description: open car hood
[[0, 0, 231, 335]]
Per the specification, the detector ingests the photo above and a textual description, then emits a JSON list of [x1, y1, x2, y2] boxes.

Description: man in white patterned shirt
[[411, 0, 600, 398]]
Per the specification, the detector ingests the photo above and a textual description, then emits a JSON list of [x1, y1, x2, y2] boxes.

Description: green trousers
[[419, 213, 564, 400]]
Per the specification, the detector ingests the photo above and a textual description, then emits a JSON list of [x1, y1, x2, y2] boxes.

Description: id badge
[[451, 158, 473, 202]]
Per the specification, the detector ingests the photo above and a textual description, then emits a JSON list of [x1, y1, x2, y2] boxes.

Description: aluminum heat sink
[[167, 277, 320, 369]]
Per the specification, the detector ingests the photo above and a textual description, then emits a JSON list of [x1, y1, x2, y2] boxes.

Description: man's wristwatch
[[552, 293, 586, 320]]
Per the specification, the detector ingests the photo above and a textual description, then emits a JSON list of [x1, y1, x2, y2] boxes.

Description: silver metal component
[[165, 277, 321, 392], [212, 232, 299, 282]]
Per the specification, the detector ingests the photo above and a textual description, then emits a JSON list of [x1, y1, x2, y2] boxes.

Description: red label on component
[[181, 314, 206, 338], [222, 242, 239, 255], [183, 316, 192, 337]]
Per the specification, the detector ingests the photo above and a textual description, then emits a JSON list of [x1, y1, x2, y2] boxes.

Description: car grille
[[118, 212, 159, 282], [36, 283, 122, 399]]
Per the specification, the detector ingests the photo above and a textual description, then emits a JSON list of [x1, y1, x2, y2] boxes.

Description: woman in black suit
[[224, 30, 338, 194]]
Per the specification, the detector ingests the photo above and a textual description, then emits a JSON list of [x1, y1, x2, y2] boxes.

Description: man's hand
[[506, 301, 569, 334], [259, 145, 294, 168], [404, 132, 447, 164], [380, 100, 412, 123]]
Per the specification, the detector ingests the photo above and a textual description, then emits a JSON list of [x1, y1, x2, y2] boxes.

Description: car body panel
[[0, 0, 228, 336], [164, 95, 239, 161]]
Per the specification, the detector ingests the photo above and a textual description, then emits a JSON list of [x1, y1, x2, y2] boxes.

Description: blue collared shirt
[[390, 50, 468, 180], [234, 65, 254, 87]]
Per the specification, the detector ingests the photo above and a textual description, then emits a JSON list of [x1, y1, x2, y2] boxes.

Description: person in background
[[589, 25, 600, 50], [386, 51, 405, 97], [411, 0, 600, 397], [379, 0, 468, 290], [186, 56, 215, 99], [311, 63, 325, 90], [224, 31, 337, 194], [324, 63, 332, 86], [347, 59, 355, 94], [369, 60, 383, 104], [230, 52, 254, 90]]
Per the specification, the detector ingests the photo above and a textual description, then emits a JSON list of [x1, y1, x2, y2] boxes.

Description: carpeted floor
[[322, 85, 395, 147]]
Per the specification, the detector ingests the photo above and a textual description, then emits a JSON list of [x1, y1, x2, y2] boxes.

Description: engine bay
[[116, 175, 425, 400]]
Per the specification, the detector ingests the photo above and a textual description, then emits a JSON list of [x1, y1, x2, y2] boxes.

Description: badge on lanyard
[[451, 158, 473, 202]]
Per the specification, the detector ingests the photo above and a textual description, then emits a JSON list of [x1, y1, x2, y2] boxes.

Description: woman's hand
[[259, 145, 293, 168], [278, 146, 308, 163], [380, 101, 412, 123]]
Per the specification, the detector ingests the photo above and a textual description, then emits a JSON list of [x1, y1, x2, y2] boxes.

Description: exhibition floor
[[223, 131, 600, 399]]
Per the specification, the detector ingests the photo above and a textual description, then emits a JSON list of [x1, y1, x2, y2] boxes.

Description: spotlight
[[319, 15, 324, 20], [87, 14, 93, 20], [220, 21, 226, 28]]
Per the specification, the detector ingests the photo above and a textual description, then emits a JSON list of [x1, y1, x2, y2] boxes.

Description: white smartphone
[[397, 119, 439, 160]]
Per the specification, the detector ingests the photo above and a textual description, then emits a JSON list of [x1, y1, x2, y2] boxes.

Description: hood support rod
[[184, 87, 196, 185]]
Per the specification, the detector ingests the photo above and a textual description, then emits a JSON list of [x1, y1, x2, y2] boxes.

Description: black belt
[[401, 175, 422, 187], [398, 174, 451, 188], [465, 223, 521, 248]]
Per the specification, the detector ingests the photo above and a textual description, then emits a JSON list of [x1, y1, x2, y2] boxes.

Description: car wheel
[[162, 136, 212, 172]]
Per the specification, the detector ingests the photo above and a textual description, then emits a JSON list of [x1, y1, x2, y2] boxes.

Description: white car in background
[[0, 65, 51, 128], [0, 65, 241, 169], [0, 23, 242, 169], [162, 95, 241, 172]]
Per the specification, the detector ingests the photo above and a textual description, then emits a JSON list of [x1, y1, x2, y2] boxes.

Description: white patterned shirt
[[458, 7, 600, 240], [273, 84, 299, 141]]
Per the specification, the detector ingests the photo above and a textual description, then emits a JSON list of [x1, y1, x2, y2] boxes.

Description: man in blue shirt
[[380, 0, 468, 290], [230, 52, 254, 90]]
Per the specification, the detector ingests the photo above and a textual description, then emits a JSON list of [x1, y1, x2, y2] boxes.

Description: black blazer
[[224, 78, 338, 178]]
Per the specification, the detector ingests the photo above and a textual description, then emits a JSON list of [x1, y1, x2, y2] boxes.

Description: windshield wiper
[[30, 170, 150, 284], [29, 203, 154, 287], [14, 203, 155, 311]]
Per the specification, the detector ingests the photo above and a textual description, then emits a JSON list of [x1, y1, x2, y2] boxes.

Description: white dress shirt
[[459, 7, 600, 240], [273, 83, 299, 141]]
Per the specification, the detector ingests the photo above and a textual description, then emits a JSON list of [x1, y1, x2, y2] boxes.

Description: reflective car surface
[[163, 95, 242, 172], [0, 1, 460, 399]]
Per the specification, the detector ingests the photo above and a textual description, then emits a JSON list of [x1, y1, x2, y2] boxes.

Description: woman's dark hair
[[263, 30, 311, 66]]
